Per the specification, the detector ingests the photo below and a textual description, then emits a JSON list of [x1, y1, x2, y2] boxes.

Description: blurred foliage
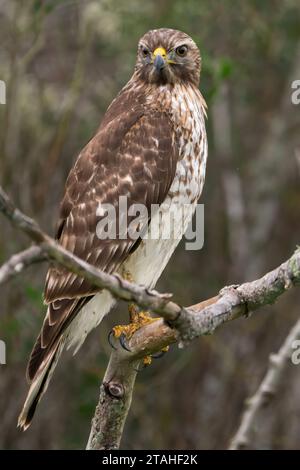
[[0, 0, 300, 450]]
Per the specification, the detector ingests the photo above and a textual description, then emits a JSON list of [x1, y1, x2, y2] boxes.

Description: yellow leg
[[112, 305, 159, 355]]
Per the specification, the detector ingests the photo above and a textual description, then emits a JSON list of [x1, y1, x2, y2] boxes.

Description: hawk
[[18, 28, 208, 430]]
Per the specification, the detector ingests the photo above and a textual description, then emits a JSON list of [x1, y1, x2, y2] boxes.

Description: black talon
[[152, 350, 167, 359], [134, 362, 147, 372], [119, 333, 131, 352], [108, 330, 117, 350]]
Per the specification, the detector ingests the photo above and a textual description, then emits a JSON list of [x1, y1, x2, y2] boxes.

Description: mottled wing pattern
[[27, 91, 178, 382]]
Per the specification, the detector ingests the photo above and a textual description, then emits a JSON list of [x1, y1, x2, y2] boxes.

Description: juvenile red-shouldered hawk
[[19, 28, 208, 429]]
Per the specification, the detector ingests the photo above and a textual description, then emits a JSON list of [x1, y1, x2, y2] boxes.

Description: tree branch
[[1, 186, 300, 343], [86, 352, 140, 450], [1, 184, 300, 449], [229, 318, 300, 450]]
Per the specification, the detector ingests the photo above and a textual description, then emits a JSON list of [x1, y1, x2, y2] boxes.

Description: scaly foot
[[110, 304, 168, 366], [109, 270, 169, 366]]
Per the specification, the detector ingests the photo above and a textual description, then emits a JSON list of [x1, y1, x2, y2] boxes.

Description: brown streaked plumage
[[18, 28, 208, 430]]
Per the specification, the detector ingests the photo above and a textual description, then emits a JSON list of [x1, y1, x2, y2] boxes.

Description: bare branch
[[1, 185, 300, 343], [229, 318, 300, 450], [86, 256, 300, 449], [0, 246, 47, 286]]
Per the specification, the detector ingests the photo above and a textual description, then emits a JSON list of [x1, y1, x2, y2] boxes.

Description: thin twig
[[0, 246, 47, 286], [229, 318, 300, 450]]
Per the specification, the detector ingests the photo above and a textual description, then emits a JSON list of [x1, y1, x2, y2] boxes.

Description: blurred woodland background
[[0, 0, 300, 450]]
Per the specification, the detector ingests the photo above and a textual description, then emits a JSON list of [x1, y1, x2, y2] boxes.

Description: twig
[[229, 318, 300, 450], [0, 246, 47, 286]]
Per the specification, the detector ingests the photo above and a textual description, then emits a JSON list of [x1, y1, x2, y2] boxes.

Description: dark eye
[[175, 45, 188, 57], [141, 47, 150, 58]]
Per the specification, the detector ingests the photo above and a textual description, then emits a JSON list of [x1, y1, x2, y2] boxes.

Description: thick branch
[[87, 246, 300, 449], [229, 318, 300, 450], [173, 250, 300, 346], [86, 353, 140, 450], [86, 255, 300, 449]]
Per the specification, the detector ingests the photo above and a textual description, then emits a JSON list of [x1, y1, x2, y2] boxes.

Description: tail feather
[[18, 338, 65, 431], [19, 296, 94, 430], [26, 331, 43, 383], [26, 298, 84, 382]]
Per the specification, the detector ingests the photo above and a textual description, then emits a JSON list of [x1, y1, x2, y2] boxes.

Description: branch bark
[[86, 353, 140, 450], [229, 318, 300, 450], [1, 184, 300, 449]]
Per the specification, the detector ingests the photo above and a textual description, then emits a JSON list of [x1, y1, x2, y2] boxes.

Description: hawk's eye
[[141, 47, 150, 58], [175, 45, 188, 57]]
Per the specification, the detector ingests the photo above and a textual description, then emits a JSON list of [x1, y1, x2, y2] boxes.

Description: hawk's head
[[135, 28, 201, 86]]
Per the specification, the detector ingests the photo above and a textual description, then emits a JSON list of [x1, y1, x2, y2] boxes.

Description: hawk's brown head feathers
[[135, 28, 201, 86]]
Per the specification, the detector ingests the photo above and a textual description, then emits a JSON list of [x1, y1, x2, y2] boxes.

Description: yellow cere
[[152, 47, 176, 65], [153, 47, 167, 58]]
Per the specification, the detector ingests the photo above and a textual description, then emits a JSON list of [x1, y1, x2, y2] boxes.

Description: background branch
[[229, 318, 300, 450], [0, 246, 47, 286]]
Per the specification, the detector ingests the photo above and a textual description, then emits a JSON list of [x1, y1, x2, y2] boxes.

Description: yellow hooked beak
[[152, 47, 176, 71]]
